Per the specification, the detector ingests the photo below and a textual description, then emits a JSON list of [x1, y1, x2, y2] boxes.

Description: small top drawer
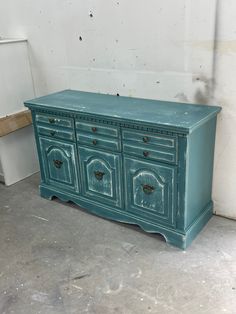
[[122, 130, 176, 148], [123, 143, 176, 164], [76, 120, 119, 138], [77, 132, 121, 152], [122, 129, 177, 164], [36, 113, 73, 128], [37, 125, 75, 141]]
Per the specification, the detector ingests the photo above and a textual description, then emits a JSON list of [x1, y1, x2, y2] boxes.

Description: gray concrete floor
[[0, 174, 235, 314]]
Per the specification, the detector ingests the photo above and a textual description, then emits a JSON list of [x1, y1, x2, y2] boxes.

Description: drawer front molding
[[38, 125, 75, 141], [32, 108, 184, 137], [77, 132, 121, 152], [36, 113, 73, 128]]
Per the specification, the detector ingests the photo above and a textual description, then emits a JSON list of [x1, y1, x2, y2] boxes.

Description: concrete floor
[[0, 174, 235, 314]]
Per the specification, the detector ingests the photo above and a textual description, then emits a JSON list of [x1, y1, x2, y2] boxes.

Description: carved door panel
[[79, 147, 122, 208], [124, 157, 176, 226], [39, 137, 79, 191]]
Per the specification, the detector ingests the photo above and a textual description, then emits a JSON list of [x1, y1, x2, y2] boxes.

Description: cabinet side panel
[[31, 110, 47, 183], [185, 117, 217, 229]]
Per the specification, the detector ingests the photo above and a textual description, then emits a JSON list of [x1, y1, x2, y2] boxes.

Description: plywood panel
[[0, 110, 32, 137]]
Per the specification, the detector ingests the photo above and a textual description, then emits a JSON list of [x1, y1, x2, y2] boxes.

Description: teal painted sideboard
[[25, 90, 221, 249]]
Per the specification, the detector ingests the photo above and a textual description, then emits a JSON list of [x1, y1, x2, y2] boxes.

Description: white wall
[[0, 0, 235, 218], [0, 0, 217, 101], [0, 40, 34, 117], [0, 39, 39, 186], [212, 0, 236, 219]]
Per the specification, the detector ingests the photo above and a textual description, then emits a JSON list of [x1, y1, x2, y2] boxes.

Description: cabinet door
[[79, 147, 122, 208], [124, 157, 176, 226], [39, 137, 79, 191]]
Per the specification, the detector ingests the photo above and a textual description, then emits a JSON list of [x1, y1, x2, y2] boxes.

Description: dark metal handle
[[142, 184, 155, 194], [92, 139, 97, 145], [143, 151, 149, 157], [94, 171, 105, 180], [143, 136, 149, 143], [53, 159, 63, 168], [92, 127, 97, 132], [50, 131, 56, 136], [49, 118, 55, 124]]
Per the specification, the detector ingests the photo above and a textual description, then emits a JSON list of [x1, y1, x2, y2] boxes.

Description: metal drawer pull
[[143, 151, 149, 157], [50, 131, 56, 136], [92, 139, 97, 145], [49, 118, 56, 123], [143, 136, 149, 143], [53, 159, 63, 168], [142, 184, 155, 194], [94, 171, 105, 180], [92, 127, 97, 132]]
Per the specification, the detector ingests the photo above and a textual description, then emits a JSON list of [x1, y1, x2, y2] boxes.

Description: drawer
[[38, 125, 75, 141], [123, 143, 176, 164], [76, 120, 119, 138], [77, 132, 121, 152], [36, 113, 73, 128], [122, 130, 176, 148]]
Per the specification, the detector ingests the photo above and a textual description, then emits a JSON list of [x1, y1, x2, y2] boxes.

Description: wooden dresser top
[[25, 90, 221, 133]]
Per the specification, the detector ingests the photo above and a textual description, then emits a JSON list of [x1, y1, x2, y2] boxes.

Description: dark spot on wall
[[123, 84, 126, 87], [193, 75, 214, 104], [93, 58, 96, 61], [79, 36, 83, 41], [117, 93, 120, 96], [156, 81, 160, 84], [115, 39, 119, 43], [175, 93, 189, 103], [117, 2, 120, 4], [89, 13, 93, 18]]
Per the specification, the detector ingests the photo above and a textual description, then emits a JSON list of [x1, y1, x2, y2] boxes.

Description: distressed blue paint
[[79, 146, 123, 208], [124, 157, 176, 227], [39, 137, 79, 192], [25, 89, 221, 249], [77, 132, 121, 152]]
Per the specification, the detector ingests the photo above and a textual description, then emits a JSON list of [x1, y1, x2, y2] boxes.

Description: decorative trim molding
[[31, 107, 187, 137]]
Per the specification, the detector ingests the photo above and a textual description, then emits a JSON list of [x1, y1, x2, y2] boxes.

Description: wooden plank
[[0, 110, 32, 137]]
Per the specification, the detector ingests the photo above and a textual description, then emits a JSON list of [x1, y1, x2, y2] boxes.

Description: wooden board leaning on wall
[[0, 110, 32, 137]]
